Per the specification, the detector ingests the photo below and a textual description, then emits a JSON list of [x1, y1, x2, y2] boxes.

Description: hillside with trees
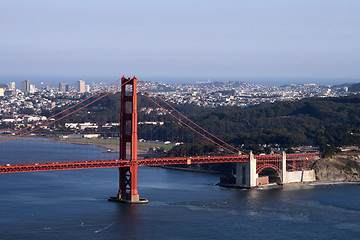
[[186, 95, 360, 156], [45, 93, 360, 157]]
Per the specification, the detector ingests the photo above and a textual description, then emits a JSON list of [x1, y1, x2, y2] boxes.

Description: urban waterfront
[[0, 141, 359, 240]]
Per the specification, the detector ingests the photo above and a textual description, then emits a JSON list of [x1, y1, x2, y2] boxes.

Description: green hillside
[[44, 93, 360, 157]]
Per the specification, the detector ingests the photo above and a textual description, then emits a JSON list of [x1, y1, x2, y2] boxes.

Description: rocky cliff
[[313, 153, 360, 181]]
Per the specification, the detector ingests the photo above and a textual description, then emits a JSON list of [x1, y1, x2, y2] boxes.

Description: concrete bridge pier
[[235, 151, 257, 188], [236, 151, 316, 188]]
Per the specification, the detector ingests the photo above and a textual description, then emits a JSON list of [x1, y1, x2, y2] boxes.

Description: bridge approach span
[[0, 153, 316, 174]]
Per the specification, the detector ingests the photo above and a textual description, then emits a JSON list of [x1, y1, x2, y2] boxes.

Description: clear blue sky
[[1, 0, 359, 84]]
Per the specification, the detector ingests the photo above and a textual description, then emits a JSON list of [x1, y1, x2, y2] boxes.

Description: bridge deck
[[0, 153, 317, 174]]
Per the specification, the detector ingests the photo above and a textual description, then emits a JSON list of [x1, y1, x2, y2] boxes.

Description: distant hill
[[332, 82, 360, 92], [48, 93, 360, 157], [168, 94, 360, 156], [349, 83, 360, 92]]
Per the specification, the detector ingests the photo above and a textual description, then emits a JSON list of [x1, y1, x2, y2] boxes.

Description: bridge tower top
[[119, 76, 138, 161]]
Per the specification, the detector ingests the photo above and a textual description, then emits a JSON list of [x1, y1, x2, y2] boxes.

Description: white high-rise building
[[29, 84, 36, 93], [85, 84, 90, 93], [0, 88, 4, 97], [9, 82, 15, 90], [77, 80, 85, 93]]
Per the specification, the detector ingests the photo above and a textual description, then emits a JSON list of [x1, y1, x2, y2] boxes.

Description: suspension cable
[[138, 88, 237, 155], [138, 80, 246, 155], [0, 78, 131, 144]]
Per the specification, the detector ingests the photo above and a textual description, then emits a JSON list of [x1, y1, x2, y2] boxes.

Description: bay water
[[0, 141, 359, 239]]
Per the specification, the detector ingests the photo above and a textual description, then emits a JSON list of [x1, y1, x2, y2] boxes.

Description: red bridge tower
[[109, 76, 148, 204]]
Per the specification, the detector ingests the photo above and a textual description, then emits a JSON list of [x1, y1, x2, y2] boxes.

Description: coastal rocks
[[313, 154, 360, 182]]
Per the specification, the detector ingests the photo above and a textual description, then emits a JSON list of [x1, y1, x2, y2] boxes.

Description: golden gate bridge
[[0, 77, 318, 203]]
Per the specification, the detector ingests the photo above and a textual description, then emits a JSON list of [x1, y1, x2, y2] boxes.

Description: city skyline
[[1, 0, 359, 86]]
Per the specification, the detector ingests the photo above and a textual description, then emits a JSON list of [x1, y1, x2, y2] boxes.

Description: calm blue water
[[0, 141, 359, 239]]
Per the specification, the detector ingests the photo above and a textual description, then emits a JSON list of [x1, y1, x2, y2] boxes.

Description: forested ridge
[[187, 95, 360, 156], [46, 93, 360, 157]]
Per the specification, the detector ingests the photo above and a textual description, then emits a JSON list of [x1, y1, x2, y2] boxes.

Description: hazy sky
[[1, 0, 359, 83]]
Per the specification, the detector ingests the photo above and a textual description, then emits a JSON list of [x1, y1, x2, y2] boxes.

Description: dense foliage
[[153, 94, 360, 156], [177, 95, 360, 156], [43, 93, 360, 156]]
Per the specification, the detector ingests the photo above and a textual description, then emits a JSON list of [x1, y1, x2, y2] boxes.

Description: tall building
[[77, 80, 85, 93], [85, 84, 90, 93], [21, 80, 31, 93], [0, 88, 4, 97], [9, 82, 15, 90], [59, 82, 69, 92], [29, 84, 36, 94]]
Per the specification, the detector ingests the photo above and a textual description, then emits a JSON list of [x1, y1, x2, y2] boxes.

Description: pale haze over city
[[1, 0, 359, 86]]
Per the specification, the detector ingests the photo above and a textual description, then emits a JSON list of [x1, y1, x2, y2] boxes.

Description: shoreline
[[59, 140, 150, 156], [7, 136, 149, 155], [305, 180, 360, 186], [218, 180, 360, 190]]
